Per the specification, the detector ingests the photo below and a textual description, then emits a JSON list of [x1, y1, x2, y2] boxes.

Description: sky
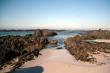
[[0, 0, 110, 30]]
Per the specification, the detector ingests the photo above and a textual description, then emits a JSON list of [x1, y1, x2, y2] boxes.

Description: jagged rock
[[64, 29, 110, 63], [0, 30, 49, 66], [41, 29, 57, 36], [82, 29, 110, 40]]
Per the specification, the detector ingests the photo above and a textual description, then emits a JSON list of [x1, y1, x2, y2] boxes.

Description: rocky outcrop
[[41, 29, 57, 36], [0, 29, 58, 71], [48, 39, 58, 47], [0, 30, 48, 68], [82, 29, 110, 40], [64, 30, 110, 63]]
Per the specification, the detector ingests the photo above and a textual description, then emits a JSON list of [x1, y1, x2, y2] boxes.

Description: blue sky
[[0, 0, 110, 30]]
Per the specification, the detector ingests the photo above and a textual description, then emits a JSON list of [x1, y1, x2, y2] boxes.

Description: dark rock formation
[[0, 30, 47, 68], [0, 29, 58, 71], [64, 29, 110, 63], [41, 29, 57, 36], [82, 29, 110, 40]]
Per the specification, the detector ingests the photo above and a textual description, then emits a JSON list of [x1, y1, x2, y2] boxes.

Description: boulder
[[41, 29, 57, 36], [32, 29, 57, 37], [49, 39, 58, 47]]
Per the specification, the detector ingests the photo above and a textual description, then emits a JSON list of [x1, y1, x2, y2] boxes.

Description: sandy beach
[[14, 46, 110, 73], [0, 49, 110, 73], [0, 33, 110, 73], [1, 0, 110, 72], [16, 39, 110, 73]]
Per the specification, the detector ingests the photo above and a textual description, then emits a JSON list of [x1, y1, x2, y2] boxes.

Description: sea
[[0, 30, 81, 48]]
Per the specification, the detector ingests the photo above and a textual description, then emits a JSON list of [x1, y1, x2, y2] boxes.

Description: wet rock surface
[[64, 29, 110, 63]]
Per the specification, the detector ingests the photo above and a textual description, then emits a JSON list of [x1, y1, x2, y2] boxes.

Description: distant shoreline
[[0, 29, 65, 32], [0, 27, 110, 31]]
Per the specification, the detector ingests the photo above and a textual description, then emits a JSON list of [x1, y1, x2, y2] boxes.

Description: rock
[[0, 67, 3, 70], [82, 29, 110, 39], [41, 29, 57, 36], [0, 30, 48, 67], [64, 29, 110, 63], [32, 29, 43, 38], [32, 49, 42, 57], [32, 29, 57, 37], [49, 39, 58, 47], [26, 54, 34, 61], [0, 29, 51, 72]]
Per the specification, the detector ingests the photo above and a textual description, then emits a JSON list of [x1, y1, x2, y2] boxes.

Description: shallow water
[[0, 31, 33, 36], [48, 30, 81, 48]]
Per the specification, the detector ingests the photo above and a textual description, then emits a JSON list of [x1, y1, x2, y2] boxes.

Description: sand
[[42, 62, 110, 73], [21, 48, 76, 68], [21, 48, 110, 73], [0, 39, 110, 73], [1, 48, 110, 73], [93, 39, 110, 43]]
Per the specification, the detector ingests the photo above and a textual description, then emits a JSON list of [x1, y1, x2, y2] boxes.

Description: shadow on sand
[[12, 66, 44, 73]]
